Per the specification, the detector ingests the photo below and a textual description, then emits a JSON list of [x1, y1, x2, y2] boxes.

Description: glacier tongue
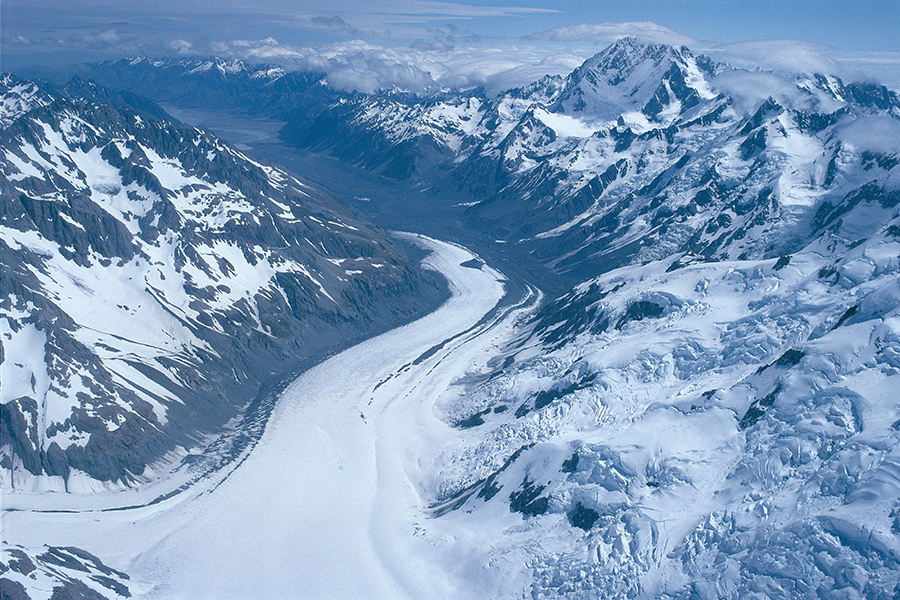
[[1, 237, 542, 600]]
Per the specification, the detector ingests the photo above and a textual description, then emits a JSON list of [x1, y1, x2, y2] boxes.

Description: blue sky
[[2, 0, 899, 90]]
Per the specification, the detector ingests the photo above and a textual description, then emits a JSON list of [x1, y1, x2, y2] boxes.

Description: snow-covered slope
[[552, 36, 717, 121], [272, 37, 900, 598], [0, 74, 444, 492], [1, 237, 534, 600], [0, 75, 52, 129], [475, 78, 899, 279], [269, 39, 900, 285], [281, 92, 483, 179], [1, 543, 132, 600]]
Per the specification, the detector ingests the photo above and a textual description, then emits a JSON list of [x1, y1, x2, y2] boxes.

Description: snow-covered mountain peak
[[577, 36, 683, 79], [4, 41, 900, 600], [98, 56, 299, 86], [554, 37, 718, 122], [187, 58, 248, 76], [1, 73, 52, 129]]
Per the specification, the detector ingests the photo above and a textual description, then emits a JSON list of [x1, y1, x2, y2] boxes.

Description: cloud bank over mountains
[[157, 24, 900, 96], [4, 12, 900, 95], [178, 37, 586, 95], [523, 21, 697, 47]]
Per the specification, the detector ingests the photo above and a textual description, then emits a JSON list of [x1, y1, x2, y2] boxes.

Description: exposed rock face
[[0, 73, 445, 489], [1, 542, 131, 600]]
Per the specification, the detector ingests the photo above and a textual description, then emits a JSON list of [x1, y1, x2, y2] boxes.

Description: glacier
[[3, 36, 900, 599]]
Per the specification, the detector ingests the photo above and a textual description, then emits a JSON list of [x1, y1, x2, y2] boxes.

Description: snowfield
[[1, 236, 542, 600], [423, 243, 900, 599]]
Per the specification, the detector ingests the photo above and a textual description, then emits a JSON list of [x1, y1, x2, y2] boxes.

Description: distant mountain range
[[58, 40, 900, 281]]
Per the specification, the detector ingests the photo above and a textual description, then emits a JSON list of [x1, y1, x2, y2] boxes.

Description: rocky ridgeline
[[278, 38, 900, 281], [0, 73, 445, 489], [1, 542, 131, 600]]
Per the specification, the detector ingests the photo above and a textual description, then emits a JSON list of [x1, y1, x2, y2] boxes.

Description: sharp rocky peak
[[577, 36, 690, 79], [111, 56, 281, 80], [0, 73, 53, 129], [554, 37, 717, 120]]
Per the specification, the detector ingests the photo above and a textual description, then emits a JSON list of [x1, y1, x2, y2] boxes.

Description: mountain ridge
[[1, 73, 446, 489]]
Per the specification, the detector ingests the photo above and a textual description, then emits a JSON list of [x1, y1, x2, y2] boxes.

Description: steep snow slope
[[271, 37, 900, 599], [281, 92, 483, 179], [451, 48, 900, 280], [552, 37, 717, 120], [1, 73, 444, 493], [0, 76, 52, 128], [272, 39, 900, 285]]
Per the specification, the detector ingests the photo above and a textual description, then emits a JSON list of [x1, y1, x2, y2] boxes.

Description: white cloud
[[837, 115, 900, 155], [433, 51, 584, 94], [828, 51, 900, 92], [523, 23, 900, 92], [523, 21, 698, 47], [64, 28, 136, 51], [205, 37, 586, 95], [703, 39, 842, 77], [194, 28, 900, 98], [309, 16, 360, 35], [6, 14, 897, 98], [708, 68, 849, 116], [702, 40, 900, 103], [220, 39, 433, 93], [167, 39, 194, 54]]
